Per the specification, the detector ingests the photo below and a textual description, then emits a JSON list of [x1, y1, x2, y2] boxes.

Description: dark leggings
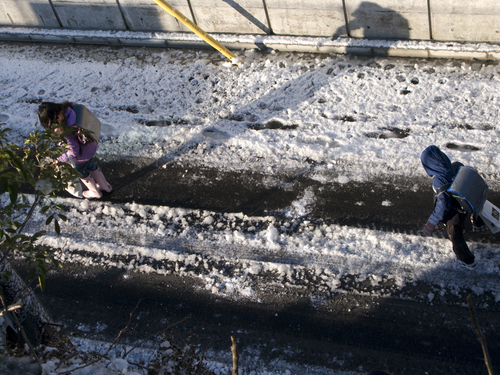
[[445, 211, 475, 264]]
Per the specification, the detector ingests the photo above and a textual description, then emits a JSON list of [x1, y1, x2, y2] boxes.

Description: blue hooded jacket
[[420, 145, 455, 225]]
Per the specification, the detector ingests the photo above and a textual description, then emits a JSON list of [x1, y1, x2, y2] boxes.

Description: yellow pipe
[[152, 0, 239, 64]]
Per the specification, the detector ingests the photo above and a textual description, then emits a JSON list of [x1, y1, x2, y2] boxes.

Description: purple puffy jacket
[[58, 107, 98, 164]]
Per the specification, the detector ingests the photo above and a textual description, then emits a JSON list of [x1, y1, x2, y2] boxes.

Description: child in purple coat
[[38, 101, 112, 199]]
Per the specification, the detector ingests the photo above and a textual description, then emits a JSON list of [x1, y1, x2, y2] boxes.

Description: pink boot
[[90, 168, 112, 193], [80, 175, 102, 199]]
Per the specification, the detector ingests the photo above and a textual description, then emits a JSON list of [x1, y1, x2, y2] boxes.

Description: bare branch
[[122, 314, 192, 359], [16, 194, 42, 235], [57, 352, 112, 375], [0, 299, 23, 317], [104, 299, 142, 356], [1, 292, 42, 372], [231, 336, 239, 375], [467, 295, 495, 375]]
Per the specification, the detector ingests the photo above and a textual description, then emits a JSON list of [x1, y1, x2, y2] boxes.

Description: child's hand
[[423, 222, 436, 236]]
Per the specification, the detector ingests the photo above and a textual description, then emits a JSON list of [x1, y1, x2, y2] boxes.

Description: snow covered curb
[[1, 27, 500, 60]]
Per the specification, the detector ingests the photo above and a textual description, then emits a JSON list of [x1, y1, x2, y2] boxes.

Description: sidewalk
[[1, 26, 500, 60]]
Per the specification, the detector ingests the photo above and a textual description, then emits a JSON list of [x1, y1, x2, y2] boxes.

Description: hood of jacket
[[420, 145, 454, 188]]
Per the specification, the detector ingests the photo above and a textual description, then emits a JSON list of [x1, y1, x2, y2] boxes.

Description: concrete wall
[[190, 0, 270, 34], [51, 0, 127, 30], [344, 0, 430, 40], [265, 0, 345, 37], [0, 0, 59, 27], [0, 0, 499, 43], [119, 0, 192, 32], [430, 0, 500, 43]]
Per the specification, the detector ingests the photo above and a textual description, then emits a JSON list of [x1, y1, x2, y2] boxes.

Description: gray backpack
[[72, 104, 101, 144], [447, 165, 489, 216]]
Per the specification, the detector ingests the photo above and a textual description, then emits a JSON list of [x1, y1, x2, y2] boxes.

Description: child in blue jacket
[[420, 145, 476, 268]]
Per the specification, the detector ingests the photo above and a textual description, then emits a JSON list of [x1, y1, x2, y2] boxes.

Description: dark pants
[[444, 211, 475, 264]]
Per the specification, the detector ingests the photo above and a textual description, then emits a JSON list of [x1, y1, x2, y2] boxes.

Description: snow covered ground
[[0, 39, 499, 374]]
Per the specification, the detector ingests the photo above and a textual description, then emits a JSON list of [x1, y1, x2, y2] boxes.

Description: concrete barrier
[[0, 0, 499, 53], [119, 0, 192, 32], [51, 0, 127, 30], [430, 0, 500, 42], [265, 0, 345, 37], [345, 0, 430, 40], [0, 0, 60, 27], [190, 0, 270, 34]]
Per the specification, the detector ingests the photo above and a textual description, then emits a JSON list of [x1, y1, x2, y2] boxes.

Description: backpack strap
[[69, 125, 97, 144], [433, 182, 466, 213], [434, 182, 451, 197], [72, 104, 101, 144]]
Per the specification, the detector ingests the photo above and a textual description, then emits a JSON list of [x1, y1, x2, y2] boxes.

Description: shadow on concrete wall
[[3, 1, 414, 56], [0, 1, 60, 28], [14, 0, 274, 35], [10, 1, 271, 50], [335, 1, 410, 57], [1, 1, 186, 32], [221, 0, 272, 35]]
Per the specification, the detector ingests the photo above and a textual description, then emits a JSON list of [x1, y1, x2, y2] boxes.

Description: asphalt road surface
[[14, 156, 498, 375]]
